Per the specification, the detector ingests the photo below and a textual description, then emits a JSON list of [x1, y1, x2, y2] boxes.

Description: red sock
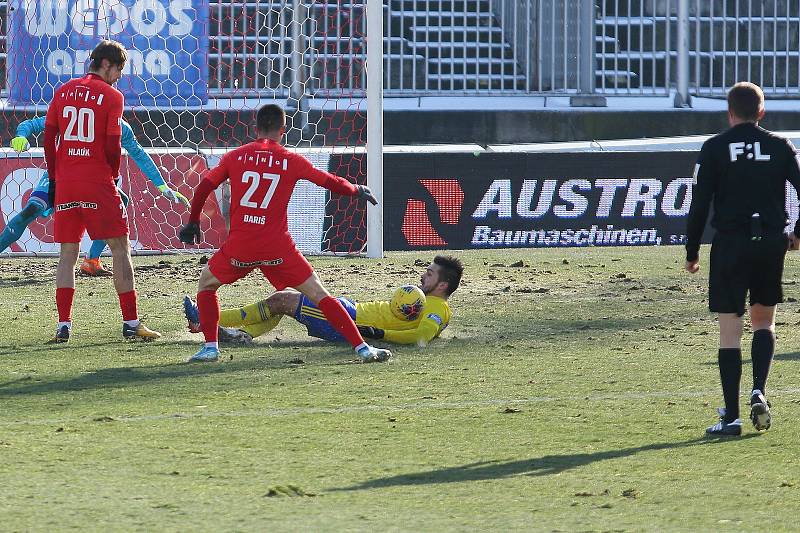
[[55, 287, 75, 322], [197, 290, 220, 343], [118, 290, 138, 322], [317, 296, 364, 348]]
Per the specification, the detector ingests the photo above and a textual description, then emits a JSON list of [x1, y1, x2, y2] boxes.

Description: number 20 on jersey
[[62, 106, 95, 143]]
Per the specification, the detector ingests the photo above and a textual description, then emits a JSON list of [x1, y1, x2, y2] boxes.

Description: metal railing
[[2, 1, 800, 100], [383, 0, 544, 94], [596, 0, 673, 96], [597, 0, 800, 100], [689, 0, 800, 97]]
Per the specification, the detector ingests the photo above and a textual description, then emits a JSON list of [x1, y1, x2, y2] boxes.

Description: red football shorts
[[54, 179, 128, 243], [208, 244, 314, 290]]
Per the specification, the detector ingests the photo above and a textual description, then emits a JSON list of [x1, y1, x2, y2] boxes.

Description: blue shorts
[[294, 295, 356, 342]]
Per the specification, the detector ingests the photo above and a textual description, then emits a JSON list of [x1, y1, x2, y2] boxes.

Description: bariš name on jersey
[[243, 214, 266, 225]]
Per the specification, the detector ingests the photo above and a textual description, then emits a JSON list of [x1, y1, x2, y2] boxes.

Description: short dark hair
[[256, 104, 286, 135], [433, 255, 463, 296], [89, 40, 127, 71], [728, 82, 764, 122]]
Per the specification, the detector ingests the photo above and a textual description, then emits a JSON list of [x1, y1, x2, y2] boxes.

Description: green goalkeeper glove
[[10, 136, 30, 153], [158, 184, 190, 208]]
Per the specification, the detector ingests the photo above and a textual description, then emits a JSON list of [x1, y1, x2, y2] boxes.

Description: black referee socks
[[751, 329, 776, 395], [718, 348, 742, 422]]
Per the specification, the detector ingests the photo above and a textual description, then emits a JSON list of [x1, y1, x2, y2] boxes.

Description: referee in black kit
[[686, 82, 800, 436]]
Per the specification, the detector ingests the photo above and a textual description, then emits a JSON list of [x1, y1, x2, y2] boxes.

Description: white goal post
[[366, 0, 384, 259]]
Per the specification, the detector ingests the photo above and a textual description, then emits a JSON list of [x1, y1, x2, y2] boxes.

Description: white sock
[[124, 319, 140, 328], [355, 342, 369, 353], [57, 321, 71, 329], [204, 342, 219, 350]]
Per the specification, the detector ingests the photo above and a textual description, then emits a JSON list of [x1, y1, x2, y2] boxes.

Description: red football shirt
[[203, 139, 358, 257], [44, 73, 124, 184]]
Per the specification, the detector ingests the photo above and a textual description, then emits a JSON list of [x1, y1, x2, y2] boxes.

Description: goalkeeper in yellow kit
[[184, 255, 462, 345]]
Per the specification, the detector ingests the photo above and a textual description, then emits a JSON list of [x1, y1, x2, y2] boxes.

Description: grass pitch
[[2, 247, 800, 531]]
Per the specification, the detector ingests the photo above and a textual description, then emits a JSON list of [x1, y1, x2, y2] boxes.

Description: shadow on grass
[[0, 278, 51, 289], [698, 351, 800, 366], [0, 336, 346, 358], [545, 317, 666, 337], [332, 435, 760, 491], [0, 340, 363, 397], [774, 351, 800, 362], [0, 340, 119, 357], [451, 316, 665, 345]]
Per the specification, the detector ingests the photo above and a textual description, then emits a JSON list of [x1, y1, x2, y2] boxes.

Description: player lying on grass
[[183, 255, 461, 346], [178, 104, 391, 363], [1, 116, 189, 275]]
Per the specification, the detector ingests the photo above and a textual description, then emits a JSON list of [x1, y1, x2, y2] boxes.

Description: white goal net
[[0, 0, 382, 256]]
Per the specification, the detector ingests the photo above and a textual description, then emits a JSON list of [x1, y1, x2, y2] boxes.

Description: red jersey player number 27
[[179, 103, 389, 364], [240, 170, 280, 211]]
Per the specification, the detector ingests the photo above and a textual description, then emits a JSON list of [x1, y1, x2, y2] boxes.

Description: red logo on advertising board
[[401, 179, 464, 247]]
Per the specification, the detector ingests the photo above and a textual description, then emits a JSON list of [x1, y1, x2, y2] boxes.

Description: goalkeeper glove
[[158, 184, 190, 208], [179, 221, 202, 244], [358, 325, 385, 340], [356, 185, 378, 205], [10, 136, 30, 153]]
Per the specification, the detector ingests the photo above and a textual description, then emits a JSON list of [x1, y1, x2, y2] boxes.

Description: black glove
[[48, 179, 56, 210], [356, 185, 378, 205], [179, 221, 202, 244], [358, 325, 385, 340]]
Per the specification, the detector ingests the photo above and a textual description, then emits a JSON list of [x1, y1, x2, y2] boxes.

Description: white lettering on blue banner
[[8, 0, 208, 106]]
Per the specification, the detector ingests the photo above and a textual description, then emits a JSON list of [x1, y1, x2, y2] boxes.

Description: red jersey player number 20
[[43, 39, 162, 344], [44, 73, 126, 243]]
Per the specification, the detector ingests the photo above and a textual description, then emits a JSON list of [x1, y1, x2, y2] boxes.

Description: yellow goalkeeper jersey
[[355, 295, 452, 345]]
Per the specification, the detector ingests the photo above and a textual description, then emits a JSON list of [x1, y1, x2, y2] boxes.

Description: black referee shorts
[[708, 233, 788, 316]]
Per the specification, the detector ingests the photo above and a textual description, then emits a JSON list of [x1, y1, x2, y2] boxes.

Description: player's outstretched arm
[[385, 319, 441, 345], [121, 122, 189, 208], [299, 157, 379, 205], [10, 116, 47, 152], [121, 121, 165, 187]]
